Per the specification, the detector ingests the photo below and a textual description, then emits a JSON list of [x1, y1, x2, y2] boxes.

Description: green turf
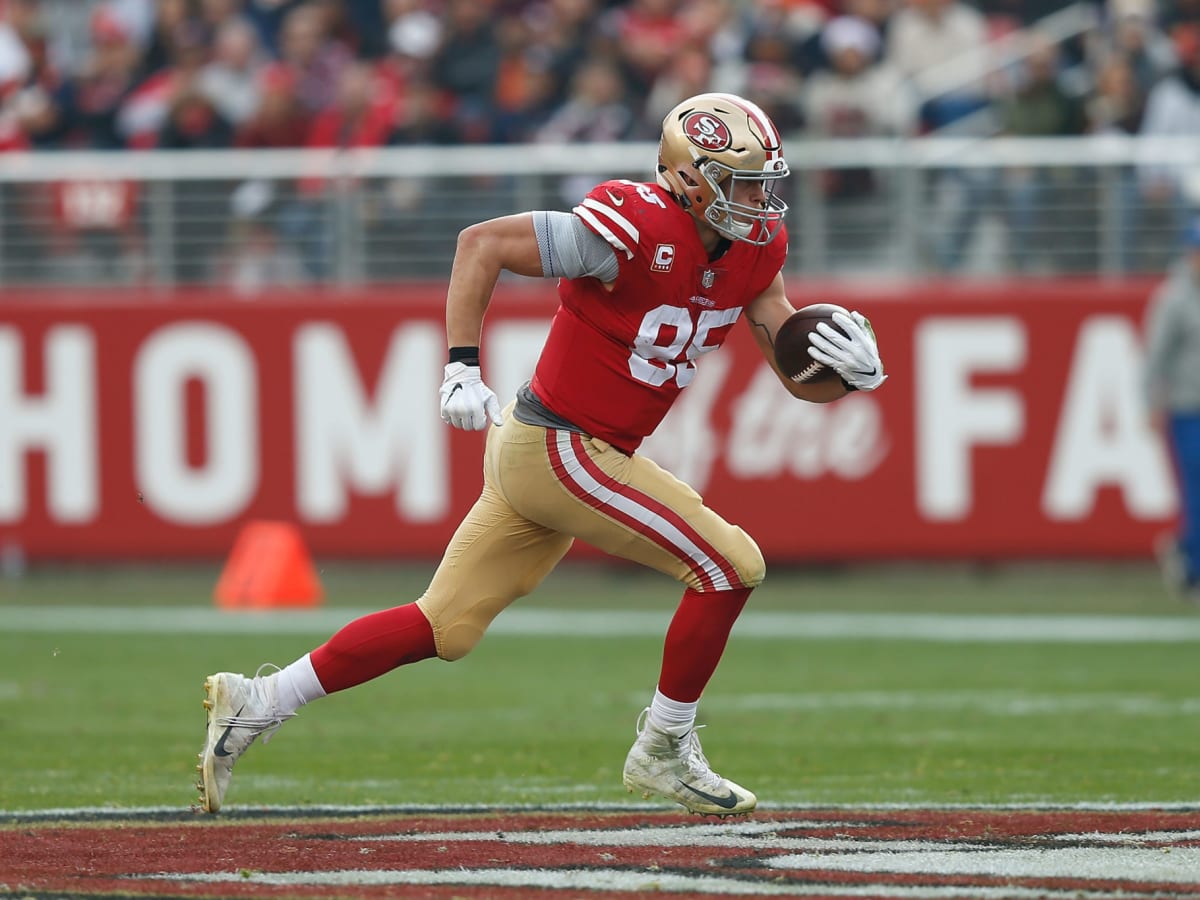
[[1, 562, 1198, 811], [0, 557, 1186, 614]]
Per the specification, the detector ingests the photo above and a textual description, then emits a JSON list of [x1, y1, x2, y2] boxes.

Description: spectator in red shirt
[[233, 63, 311, 149], [301, 62, 395, 165], [282, 61, 394, 278]]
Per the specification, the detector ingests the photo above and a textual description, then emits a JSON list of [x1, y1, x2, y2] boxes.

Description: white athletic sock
[[271, 653, 326, 716], [648, 688, 698, 736]]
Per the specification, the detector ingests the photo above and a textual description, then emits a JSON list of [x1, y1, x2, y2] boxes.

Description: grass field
[[2, 560, 1199, 813]]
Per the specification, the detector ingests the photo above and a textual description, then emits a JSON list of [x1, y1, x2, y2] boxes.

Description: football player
[[197, 93, 886, 816]]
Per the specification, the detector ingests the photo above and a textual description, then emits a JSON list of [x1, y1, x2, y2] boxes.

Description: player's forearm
[[445, 255, 500, 349]]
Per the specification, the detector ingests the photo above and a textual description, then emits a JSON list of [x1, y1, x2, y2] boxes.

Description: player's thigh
[[503, 427, 764, 592], [417, 480, 573, 661]]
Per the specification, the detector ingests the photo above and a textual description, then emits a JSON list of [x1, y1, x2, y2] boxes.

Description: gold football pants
[[416, 407, 765, 660]]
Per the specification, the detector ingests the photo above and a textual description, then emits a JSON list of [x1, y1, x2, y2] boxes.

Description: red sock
[[309, 602, 437, 694], [656, 586, 752, 703]]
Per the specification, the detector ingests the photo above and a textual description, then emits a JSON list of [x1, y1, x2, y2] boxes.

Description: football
[[773, 303, 850, 385]]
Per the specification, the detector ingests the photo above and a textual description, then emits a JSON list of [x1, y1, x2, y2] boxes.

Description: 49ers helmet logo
[[682, 112, 732, 151]]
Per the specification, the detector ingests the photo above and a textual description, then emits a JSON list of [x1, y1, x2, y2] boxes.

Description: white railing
[[0, 136, 1195, 288]]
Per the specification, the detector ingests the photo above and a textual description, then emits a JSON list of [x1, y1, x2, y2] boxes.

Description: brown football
[[774, 303, 850, 385]]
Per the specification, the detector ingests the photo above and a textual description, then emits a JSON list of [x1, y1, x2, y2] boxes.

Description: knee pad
[[417, 592, 513, 662], [435, 621, 485, 662], [731, 528, 766, 589]]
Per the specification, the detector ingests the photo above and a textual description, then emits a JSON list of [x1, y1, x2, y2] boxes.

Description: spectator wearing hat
[[804, 15, 915, 147], [804, 16, 915, 195], [1144, 217, 1200, 603]]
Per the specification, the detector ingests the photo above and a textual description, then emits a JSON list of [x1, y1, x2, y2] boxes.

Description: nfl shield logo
[[701, 269, 715, 289]]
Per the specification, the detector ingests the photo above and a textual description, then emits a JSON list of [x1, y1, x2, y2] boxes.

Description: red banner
[[0, 281, 1178, 561]]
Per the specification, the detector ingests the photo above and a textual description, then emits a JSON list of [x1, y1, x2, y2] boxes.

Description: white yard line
[[3, 801, 1198, 822], [4, 606, 1200, 642], [146, 867, 1148, 898], [700, 690, 1200, 716]]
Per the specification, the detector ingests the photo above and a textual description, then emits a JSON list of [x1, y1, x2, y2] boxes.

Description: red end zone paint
[[3, 808, 1200, 899]]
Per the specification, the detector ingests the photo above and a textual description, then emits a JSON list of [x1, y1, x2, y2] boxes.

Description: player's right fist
[[439, 362, 504, 430]]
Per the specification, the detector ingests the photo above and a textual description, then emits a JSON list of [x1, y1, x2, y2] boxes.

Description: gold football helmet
[[656, 93, 789, 246]]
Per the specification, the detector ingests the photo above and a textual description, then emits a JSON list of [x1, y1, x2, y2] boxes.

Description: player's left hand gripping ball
[[439, 362, 504, 430], [808, 310, 887, 392]]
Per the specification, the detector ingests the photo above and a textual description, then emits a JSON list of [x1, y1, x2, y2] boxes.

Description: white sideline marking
[[3, 801, 1198, 822], [360, 830, 1195, 854], [149, 867, 1135, 898], [702, 690, 1200, 716], [765, 847, 1200, 882], [5, 606, 1200, 642], [149, 822, 1200, 895]]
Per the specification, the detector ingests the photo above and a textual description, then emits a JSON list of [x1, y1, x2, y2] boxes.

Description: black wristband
[[449, 346, 480, 366], [840, 375, 858, 392]]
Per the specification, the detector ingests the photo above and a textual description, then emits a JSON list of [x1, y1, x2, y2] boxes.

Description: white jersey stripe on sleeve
[[578, 197, 640, 244], [572, 204, 635, 260]]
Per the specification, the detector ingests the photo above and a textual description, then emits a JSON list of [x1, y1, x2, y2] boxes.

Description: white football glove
[[439, 361, 503, 430], [807, 310, 887, 392]]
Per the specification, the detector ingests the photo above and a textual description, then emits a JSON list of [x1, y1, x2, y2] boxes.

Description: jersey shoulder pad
[[571, 180, 670, 262]]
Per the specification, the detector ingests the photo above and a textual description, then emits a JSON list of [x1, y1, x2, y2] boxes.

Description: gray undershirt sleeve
[[533, 210, 620, 283]]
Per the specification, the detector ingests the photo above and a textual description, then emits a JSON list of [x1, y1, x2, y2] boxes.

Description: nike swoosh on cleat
[[678, 781, 741, 810], [213, 704, 245, 758]]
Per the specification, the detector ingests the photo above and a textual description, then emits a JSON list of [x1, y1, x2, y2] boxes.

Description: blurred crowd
[[0, 0, 1198, 282], [0, 0, 1196, 152]]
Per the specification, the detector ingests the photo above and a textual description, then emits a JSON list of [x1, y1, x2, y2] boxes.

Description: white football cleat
[[196, 666, 293, 813], [622, 708, 756, 816]]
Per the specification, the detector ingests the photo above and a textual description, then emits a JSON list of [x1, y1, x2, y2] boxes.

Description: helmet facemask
[[694, 157, 788, 246]]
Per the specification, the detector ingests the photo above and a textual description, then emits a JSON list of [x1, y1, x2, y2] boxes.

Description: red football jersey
[[530, 179, 788, 453]]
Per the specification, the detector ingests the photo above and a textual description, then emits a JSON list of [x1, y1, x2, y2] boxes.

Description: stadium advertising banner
[[0, 281, 1177, 561]]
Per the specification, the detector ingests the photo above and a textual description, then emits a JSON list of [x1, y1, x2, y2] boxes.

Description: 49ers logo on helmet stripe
[[682, 112, 731, 151]]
